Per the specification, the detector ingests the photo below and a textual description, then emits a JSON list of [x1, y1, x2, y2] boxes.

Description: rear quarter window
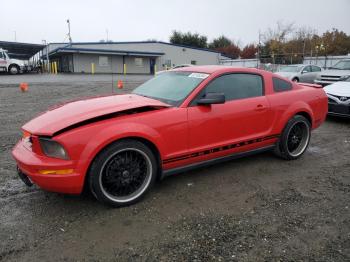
[[273, 77, 293, 92]]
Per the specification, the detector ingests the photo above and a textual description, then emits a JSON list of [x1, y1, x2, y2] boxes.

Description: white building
[[42, 41, 229, 74]]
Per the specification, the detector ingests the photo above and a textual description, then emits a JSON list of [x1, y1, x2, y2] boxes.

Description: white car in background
[[275, 64, 322, 83], [324, 76, 350, 117]]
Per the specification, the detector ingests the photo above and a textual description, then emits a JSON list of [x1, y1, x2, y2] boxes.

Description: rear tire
[[89, 139, 157, 207], [274, 115, 311, 160]]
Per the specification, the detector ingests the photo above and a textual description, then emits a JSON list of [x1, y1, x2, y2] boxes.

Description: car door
[[300, 65, 313, 83], [311, 66, 322, 83], [0, 51, 6, 71], [187, 73, 273, 156]]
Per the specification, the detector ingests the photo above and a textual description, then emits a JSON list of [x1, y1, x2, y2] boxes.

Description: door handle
[[255, 104, 266, 111]]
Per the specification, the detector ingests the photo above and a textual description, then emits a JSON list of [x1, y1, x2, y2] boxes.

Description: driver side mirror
[[197, 93, 225, 105], [301, 70, 308, 74]]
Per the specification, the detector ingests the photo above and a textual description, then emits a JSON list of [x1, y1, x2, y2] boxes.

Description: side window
[[0, 52, 4, 59], [194, 73, 263, 104], [273, 77, 293, 92], [312, 66, 321, 72], [303, 66, 311, 73]]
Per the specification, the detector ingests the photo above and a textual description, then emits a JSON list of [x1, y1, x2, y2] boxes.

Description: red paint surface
[[12, 67, 328, 194]]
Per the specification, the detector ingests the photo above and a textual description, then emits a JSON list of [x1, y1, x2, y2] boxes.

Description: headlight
[[338, 75, 350, 81], [39, 138, 69, 159]]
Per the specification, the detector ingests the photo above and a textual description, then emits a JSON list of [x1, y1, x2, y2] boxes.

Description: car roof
[[172, 65, 266, 74]]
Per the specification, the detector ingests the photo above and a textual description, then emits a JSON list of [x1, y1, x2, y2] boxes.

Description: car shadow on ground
[[326, 115, 349, 124]]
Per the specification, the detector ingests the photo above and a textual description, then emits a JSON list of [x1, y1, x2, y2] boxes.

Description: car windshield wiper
[[134, 93, 169, 103], [134, 93, 154, 99]]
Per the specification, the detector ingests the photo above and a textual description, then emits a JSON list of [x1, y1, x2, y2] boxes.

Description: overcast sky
[[1, 0, 349, 46]]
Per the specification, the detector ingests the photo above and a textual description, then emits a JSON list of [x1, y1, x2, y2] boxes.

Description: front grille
[[328, 104, 350, 114], [321, 75, 341, 79], [320, 75, 341, 82]]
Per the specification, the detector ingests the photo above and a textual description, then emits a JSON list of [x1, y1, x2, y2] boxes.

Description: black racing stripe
[[163, 134, 280, 164]]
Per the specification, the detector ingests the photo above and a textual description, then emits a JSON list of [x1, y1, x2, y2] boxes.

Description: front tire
[[274, 115, 311, 160], [292, 77, 299, 82], [9, 65, 19, 75], [89, 139, 157, 207]]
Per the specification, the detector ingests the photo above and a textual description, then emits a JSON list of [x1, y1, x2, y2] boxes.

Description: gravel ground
[[0, 75, 349, 261]]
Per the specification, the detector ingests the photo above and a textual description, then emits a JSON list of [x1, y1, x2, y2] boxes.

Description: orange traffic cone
[[117, 80, 123, 89], [20, 82, 28, 92]]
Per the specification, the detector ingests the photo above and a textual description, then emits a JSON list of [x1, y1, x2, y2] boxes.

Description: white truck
[[0, 48, 26, 75]]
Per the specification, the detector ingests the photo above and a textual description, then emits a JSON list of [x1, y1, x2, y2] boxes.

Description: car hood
[[23, 94, 170, 136], [324, 82, 350, 96], [321, 69, 350, 76], [275, 72, 294, 79]]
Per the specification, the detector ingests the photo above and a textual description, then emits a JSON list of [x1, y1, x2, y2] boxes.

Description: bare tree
[[262, 20, 295, 43]]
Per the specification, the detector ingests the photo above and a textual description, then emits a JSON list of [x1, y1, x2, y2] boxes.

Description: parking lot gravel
[[0, 74, 349, 261]]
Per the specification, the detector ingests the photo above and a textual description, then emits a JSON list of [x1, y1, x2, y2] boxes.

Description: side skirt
[[161, 145, 275, 179]]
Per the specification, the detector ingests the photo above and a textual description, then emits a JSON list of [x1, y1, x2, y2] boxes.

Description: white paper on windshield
[[188, 73, 209, 79]]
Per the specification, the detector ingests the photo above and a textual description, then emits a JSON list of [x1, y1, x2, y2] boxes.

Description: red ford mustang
[[12, 66, 328, 206]]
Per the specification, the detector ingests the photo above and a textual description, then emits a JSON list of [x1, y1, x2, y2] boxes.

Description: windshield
[[133, 71, 209, 106], [279, 66, 302, 72], [1, 51, 10, 59], [329, 60, 350, 70]]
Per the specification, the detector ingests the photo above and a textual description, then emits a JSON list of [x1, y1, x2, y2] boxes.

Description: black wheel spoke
[[287, 122, 309, 156]]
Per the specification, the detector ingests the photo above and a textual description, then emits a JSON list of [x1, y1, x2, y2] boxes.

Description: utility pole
[[67, 19, 72, 44], [257, 30, 261, 68], [302, 39, 306, 63]]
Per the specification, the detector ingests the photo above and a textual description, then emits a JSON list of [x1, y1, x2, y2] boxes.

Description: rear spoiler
[[298, 83, 323, 88]]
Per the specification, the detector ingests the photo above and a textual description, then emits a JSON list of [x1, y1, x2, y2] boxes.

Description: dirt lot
[[0, 74, 349, 261]]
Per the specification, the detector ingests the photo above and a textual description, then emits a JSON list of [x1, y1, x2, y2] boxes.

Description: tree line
[[169, 22, 350, 63]]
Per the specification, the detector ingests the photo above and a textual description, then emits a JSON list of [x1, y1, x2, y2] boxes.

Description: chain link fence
[[220, 54, 350, 72]]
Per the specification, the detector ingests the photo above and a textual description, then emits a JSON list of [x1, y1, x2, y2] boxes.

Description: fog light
[[39, 169, 73, 175]]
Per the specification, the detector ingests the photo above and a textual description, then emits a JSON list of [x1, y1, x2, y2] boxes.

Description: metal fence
[[219, 58, 259, 68], [303, 55, 350, 68], [220, 54, 350, 71], [219, 59, 279, 72]]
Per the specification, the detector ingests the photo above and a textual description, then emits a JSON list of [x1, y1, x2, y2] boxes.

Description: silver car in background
[[314, 59, 350, 86], [275, 64, 322, 83]]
